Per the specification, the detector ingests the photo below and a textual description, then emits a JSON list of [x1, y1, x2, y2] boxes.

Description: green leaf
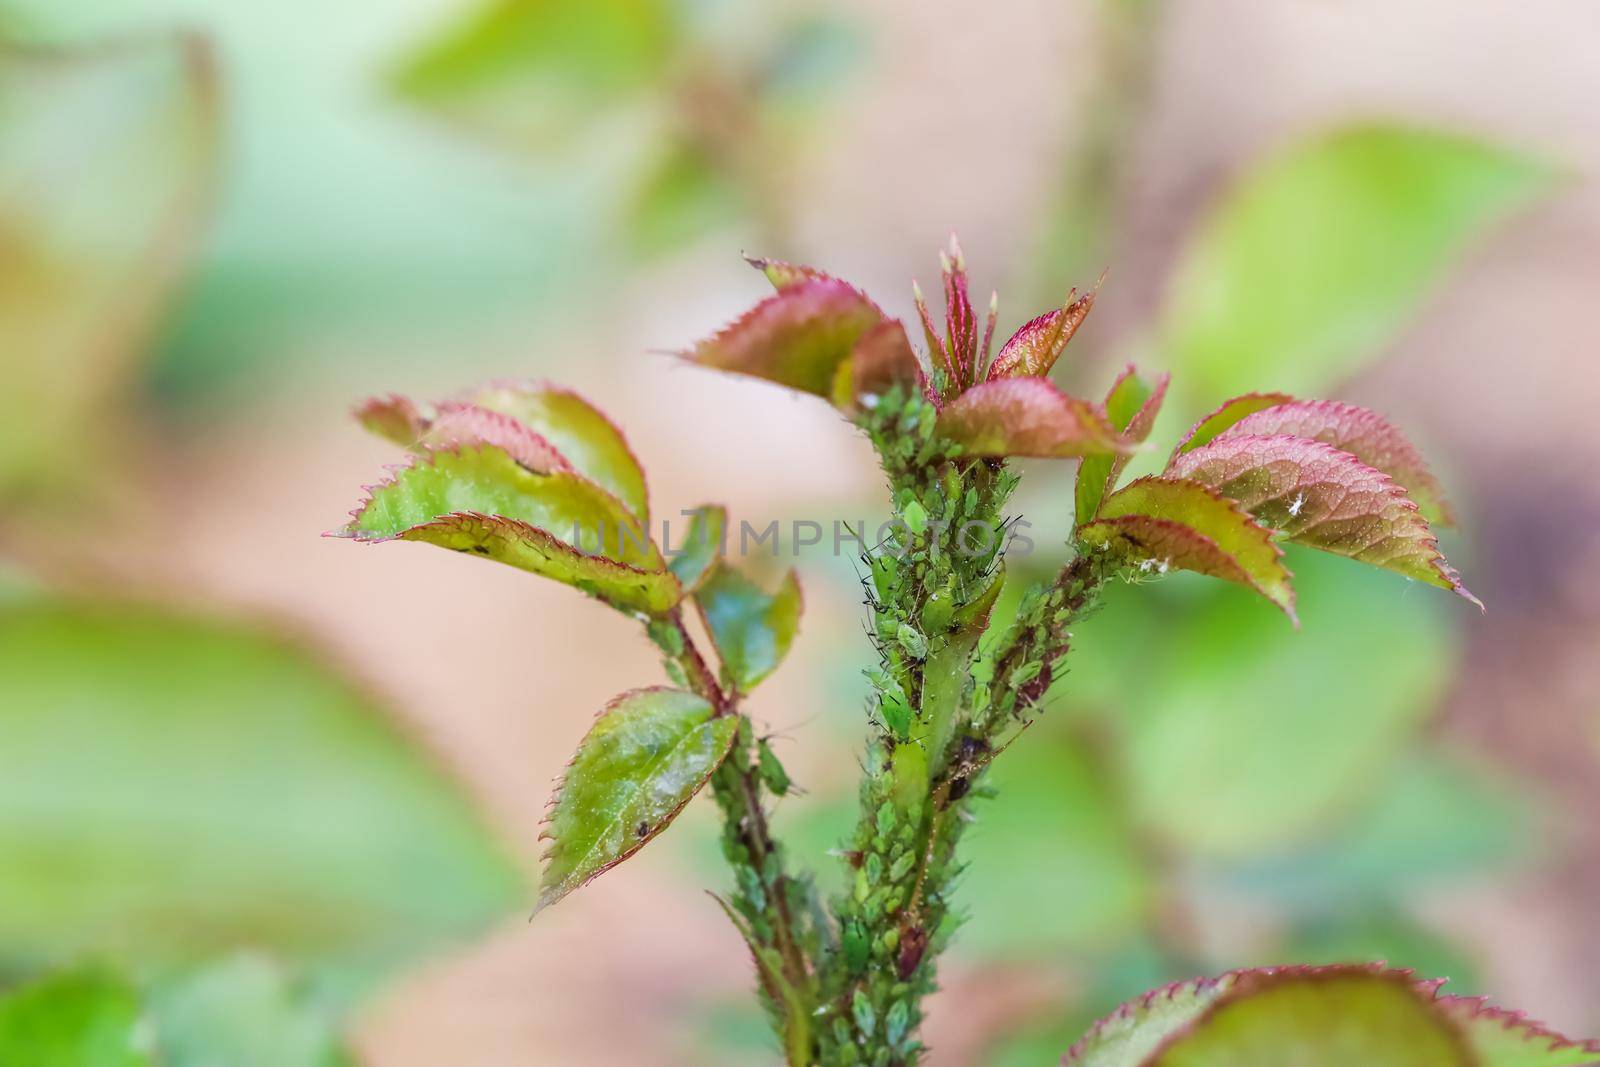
[[669, 504, 727, 593], [464, 381, 652, 525], [148, 956, 353, 1067], [1142, 968, 1471, 1067], [391, 0, 676, 147], [339, 444, 679, 613], [1160, 124, 1551, 412], [1168, 433, 1478, 607], [688, 277, 887, 400], [1435, 998, 1600, 1066], [1172, 392, 1296, 455], [938, 378, 1130, 459], [0, 34, 218, 499], [694, 564, 804, 693], [0, 600, 522, 994], [0, 968, 152, 1067], [1076, 365, 1170, 523], [537, 688, 735, 911], [1079, 476, 1295, 621], [1063, 974, 1232, 1067]]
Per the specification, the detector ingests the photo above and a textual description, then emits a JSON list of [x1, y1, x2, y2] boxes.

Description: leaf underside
[[537, 688, 735, 912], [694, 563, 804, 693]]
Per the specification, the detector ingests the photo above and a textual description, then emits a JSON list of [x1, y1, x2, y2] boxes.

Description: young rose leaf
[[425, 403, 575, 474], [1168, 434, 1479, 607], [1063, 974, 1233, 1067], [354, 393, 428, 447], [0, 968, 151, 1067], [985, 289, 1097, 380], [1434, 997, 1600, 1066], [938, 378, 1130, 459], [687, 277, 886, 400], [1208, 399, 1455, 525], [1079, 476, 1296, 621], [668, 504, 727, 594], [711, 893, 814, 1067], [1173, 392, 1297, 455], [1076, 366, 1171, 522], [537, 688, 735, 912], [1142, 968, 1471, 1067], [338, 444, 678, 612], [694, 563, 803, 693], [1160, 123, 1552, 410], [745, 254, 833, 290], [829, 319, 926, 414], [463, 381, 651, 524]]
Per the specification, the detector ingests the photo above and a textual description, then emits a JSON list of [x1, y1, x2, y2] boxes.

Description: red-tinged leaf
[[1173, 392, 1297, 455], [668, 504, 726, 594], [1076, 366, 1171, 522], [1434, 996, 1600, 1066], [387, 513, 680, 614], [1210, 399, 1455, 526], [744, 254, 832, 290], [1079, 476, 1295, 621], [941, 237, 978, 385], [336, 445, 678, 611], [1142, 967, 1472, 1067], [427, 403, 573, 474], [694, 563, 803, 693], [536, 688, 735, 912], [829, 319, 926, 414], [913, 278, 952, 386], [462, 381, 651, 525], [687, 278, 887, 401], [1168, 434, 1480, 607], [938, 378, 1129, 460], [354, 394, 427, 446], [1063, 974, 1234, 1067], [986, 289, 1097, 380]]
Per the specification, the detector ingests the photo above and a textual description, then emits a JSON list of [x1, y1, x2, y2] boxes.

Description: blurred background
[[1, 0, 1597, 1063]]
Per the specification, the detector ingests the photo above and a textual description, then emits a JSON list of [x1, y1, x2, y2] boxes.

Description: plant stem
[[659, 609, 817, 1064]]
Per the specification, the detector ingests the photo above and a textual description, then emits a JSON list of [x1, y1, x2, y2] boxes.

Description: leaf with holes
[[1206, 399, 1455, 525], [537, 688, 735, 912], [1076, 366, 1171, 522], [686, 277, 887, 400], [1167, 434, 1478, 606], [938, 379, 1129, 460], [336, 444, 677, 612], [695, 564, 803, 693], [1079, 476, 1295, 621], [0, 968, 151, 1067]]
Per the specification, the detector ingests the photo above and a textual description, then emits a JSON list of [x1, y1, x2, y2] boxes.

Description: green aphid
[[757, 739, 791, 797], [901, 498, 929, 536], [920, 591, 953, 634], [895, 622, 928, 660]]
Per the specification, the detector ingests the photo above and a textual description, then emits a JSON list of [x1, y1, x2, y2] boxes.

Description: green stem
[[659, 609, 816, 1065]]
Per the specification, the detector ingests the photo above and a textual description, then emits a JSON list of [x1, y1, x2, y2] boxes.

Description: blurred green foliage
[[0, 598, 523, 1002], [1157, 124, 1553, 420], [0, 968, 151, 1067], [0, 33, 217, 501]]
